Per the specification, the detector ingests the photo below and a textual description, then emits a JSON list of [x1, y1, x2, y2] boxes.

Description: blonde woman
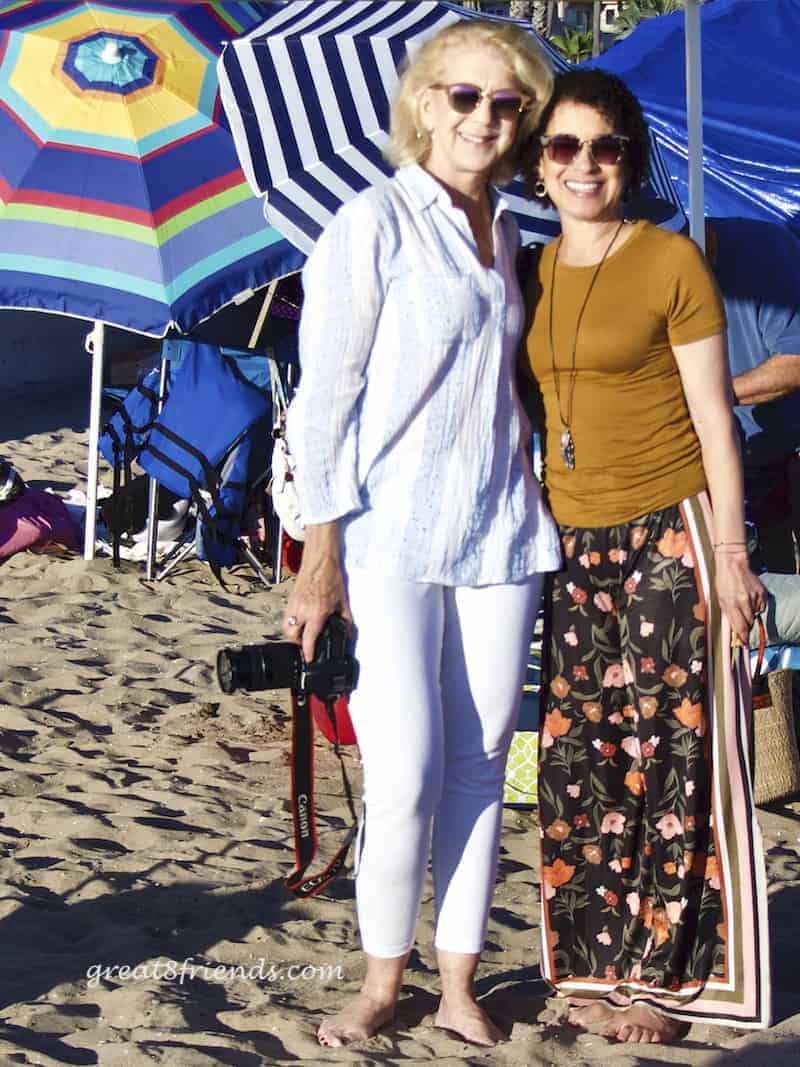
[[283, 19, 558, 1049]]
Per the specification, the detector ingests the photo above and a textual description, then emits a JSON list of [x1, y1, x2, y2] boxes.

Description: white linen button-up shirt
[[287, 164, 560, 586]]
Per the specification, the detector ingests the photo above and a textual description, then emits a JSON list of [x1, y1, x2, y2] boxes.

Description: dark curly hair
[[523, 69, 649, 200]]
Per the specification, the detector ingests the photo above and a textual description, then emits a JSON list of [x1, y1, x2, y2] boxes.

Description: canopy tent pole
[[685, 0, 705, 250], [83, 321, 105, 560]]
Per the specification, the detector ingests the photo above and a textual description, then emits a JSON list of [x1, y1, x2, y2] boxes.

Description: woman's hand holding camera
[[283, 521, 353, 662]]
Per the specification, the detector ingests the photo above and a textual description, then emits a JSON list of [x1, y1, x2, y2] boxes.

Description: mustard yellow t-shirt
[[524, 220, 726, 527]]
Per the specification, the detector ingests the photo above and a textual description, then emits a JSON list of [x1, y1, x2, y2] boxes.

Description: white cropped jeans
[[345, 566, 543, 958]]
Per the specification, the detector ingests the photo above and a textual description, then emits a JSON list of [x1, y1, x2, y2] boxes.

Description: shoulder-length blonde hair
[[384, 19, 553, 186]]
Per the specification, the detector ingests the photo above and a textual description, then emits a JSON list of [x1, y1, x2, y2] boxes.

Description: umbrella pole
[[83, 321, 105, 560], [248, 278, 278, 349], [145, 353, 170, 582], [685, 0, 705, 251]]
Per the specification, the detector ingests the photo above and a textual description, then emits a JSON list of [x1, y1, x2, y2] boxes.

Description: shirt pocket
[[389, 272, 483, 344]]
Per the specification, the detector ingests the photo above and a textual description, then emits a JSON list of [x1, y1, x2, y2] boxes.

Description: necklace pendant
[[560, 428, 576, 470]]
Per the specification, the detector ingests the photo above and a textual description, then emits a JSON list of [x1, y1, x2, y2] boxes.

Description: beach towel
[[0, 490, 80, 560]]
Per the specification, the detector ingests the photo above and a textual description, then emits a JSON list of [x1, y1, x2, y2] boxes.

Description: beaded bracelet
[[713, 541, 747, 550]]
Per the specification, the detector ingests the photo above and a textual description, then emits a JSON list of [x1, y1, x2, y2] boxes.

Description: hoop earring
[[534, 178, 547, 198]]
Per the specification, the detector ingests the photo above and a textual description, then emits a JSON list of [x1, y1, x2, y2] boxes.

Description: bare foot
[[570, 1000, 683, 1044], [607, 1004, 684, 1044], [317, 992, 395, 1048], [567, 1000, 619, 1031], [435, 996, 507, 1047]]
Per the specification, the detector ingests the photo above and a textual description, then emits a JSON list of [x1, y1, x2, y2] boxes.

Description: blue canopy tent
[[589, 0, 800, 238]]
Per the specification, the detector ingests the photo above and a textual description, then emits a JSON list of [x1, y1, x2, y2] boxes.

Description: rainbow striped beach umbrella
[[0, 1, 303, 557], [0, 0, 301, 334]]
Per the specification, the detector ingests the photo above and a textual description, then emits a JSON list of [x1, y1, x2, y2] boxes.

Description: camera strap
[[285, 687, 358, 898]]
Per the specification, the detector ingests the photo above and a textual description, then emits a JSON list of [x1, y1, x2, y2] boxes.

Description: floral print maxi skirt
[[538, 493, 770, 1028]]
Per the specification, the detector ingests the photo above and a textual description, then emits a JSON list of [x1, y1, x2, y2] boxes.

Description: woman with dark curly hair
[[521, 69, 771, 1042]]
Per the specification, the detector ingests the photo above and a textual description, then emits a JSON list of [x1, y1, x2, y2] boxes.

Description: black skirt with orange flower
[[538, 492, 770, 1029]]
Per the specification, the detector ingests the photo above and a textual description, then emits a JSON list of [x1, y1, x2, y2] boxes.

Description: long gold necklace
[[548, 220, 625, 470]]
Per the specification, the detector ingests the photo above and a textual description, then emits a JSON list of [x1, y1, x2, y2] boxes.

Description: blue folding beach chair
[[133, 339, 281, 585], [98, 357, 187, 567]]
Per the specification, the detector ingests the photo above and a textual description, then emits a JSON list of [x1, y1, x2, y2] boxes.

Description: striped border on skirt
[[540, 491, 771, 1029]]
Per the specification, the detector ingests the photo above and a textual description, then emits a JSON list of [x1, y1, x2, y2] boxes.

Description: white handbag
[[267, 359, 304, 541], [270, 431, 304, 542]]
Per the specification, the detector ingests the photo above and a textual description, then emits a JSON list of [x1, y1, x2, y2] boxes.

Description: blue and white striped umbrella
[[219, 0, 683, 253]]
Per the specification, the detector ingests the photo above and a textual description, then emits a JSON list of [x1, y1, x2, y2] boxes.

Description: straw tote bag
[[751, 618, 800, 806]]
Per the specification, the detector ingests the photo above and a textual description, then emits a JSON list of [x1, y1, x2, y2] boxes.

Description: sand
[[1, 381, 799, 1066]]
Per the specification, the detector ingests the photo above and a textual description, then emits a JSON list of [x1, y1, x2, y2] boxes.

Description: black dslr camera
[[216, 614, 358, 702]]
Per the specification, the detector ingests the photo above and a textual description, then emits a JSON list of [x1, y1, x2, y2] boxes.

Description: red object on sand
[[282, 533, 303, 575], [309, 694, 357, 746]]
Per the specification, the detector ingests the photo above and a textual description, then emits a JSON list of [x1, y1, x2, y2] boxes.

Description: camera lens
[[216, 646, 266, 693], [215, 641, 300, 694]]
